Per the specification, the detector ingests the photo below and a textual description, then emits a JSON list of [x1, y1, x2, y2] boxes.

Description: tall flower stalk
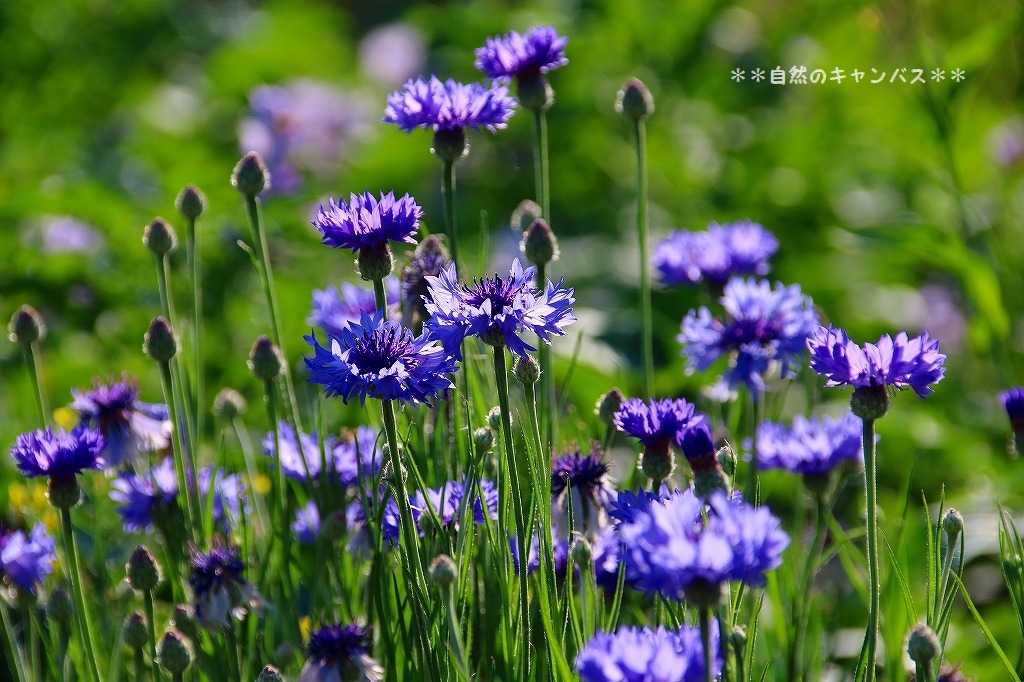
[[807, 326, 946, 682], [616, 78, 655, 396], [8, 306, 50, 427], [176, 184, 207, 446]]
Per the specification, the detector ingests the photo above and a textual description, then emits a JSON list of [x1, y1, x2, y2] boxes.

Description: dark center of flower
[[307, 624, 370, 665], [350, 326, 416, 374], [721, 318, 780, 348]]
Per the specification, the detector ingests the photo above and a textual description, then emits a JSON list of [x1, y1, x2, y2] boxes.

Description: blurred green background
[[1, 0, 1023, 672]]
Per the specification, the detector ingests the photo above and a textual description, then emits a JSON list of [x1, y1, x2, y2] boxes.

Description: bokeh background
[[1, 0, 1023, 672]]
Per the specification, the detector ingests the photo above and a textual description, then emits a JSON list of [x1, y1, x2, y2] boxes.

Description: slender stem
[[186, 220, 204, 451], [263, 378, 297, 638], [441, 160, 460, 269], [443, 588, 471, 681], [699, 608, 714, 682], [0, 601, 28, 681], [224, 624, 241, 682], [493, 348, 531, 678], [59, 507, 102, 682], [144, 592, 159, 682], [747, 390, 763, 504], [859, 417, 880, 682], [631, 118, 654, 397], [532, 108, 550, 220], [242, 195, 304, 435], [134, 646, 145, 682], [159, 362, 200, 543], [536, 262, 554, 451], [22, 344, 50, 427], [789, 489, 827, 681]]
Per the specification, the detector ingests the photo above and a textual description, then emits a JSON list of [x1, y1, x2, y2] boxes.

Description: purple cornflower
[[300, 623, 384, 682], [807, 326, 946, 398], [189, 539, 264, 630], [613, 397, 705, 483], [422, 478, 500, 531], [384, 76, 515, 134], [305, 310, 457, 406], [239, 79, 372, 195], [757, 413, 863, 476], [0, 524, 56, 593], [678, 277, 818, 399], [551, 444, 616, 538], [70, 377, 171, 467], [576, 624, 722, 682], [618, 488, 789, 601], [401, 235, 452, 326], [110, 458, 245, 534], [10, 425, 105, 481], [655, 220, 778, 288], [312, 191, 422, 255], [475, 26, 568, 81], [423, 258, 576, 358], [292, 500, 321, 545], [310, 277, 401, 338], [1001, 387, 1024, 431]]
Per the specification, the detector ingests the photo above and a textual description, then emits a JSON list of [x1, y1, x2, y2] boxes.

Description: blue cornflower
[[263, 422, 324, 481], [310, 277, 400, 339], [423, 258, 576, 358], [655, 220, 778, 288], [292, 500, 321, 545], [618, 488, 789, 601], [0, 524, 56, 593], [300, 623, 384, 682], [189, 539, 264, 630], [312, 191, 422, 255], [757, 413, 863, 476], [384, 76, 515, 133], [807, 326, 946, 398], [423, 478, 500, 531], [264, 422, 382, 485], [110, 458, 245, 534], [475, 26, 568, 81], [679, 277, 818, 399], [576, 624, 722, 682], [613, 397, 705, 483], [591, 526, 626, 590], [551, 445, 615, 538], [304, 310, 457, 406], [10, 425, 105, 481], [1002, 387, 1024, 430], [401, 234, 452, 326], [70, 377, 171, 467], [333, 425, 383, 488]]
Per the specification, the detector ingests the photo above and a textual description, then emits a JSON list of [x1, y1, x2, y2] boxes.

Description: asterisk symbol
[[751, 68, 766, 82], [731, 68, 746, 83], [951, 68, 965, 82], [930, 68, 945, 82]]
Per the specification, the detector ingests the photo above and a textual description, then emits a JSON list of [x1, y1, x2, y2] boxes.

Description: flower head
[[551, 444, 616, 538], [807, 326, 946, 397], [423, 259, 576, 358], [475, 27, 568, 80], [265, 422, 381, 485], [305, 310, 457, 406], [401, 235, 452, 325], [310, 278, 400, 339], [613, 397, 703, 448], [757, 413, 863, 476], [0, 524, 56, 593], [618, 488, 789, 598], [70, 377, 171, 467], [384, 76, 515, 133], [679, 277, 818, 399], [188, 539, 263, 630], [10, 426, 105, 480], [655, 220, 778, 288], [312, 191, 422, 256], [299, 623, 384, 682], [1001, 387, 1024, 431], [576, 624, 721, 682], [293, 500, 321, 545]]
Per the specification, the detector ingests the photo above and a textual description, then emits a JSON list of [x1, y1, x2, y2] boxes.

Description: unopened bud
[[127, 544, 161, 593], [430, 554, 458, 589], [521, 219, 559, 266], [144, 316, 178, 363], [144, 217, 178, 256], [248, 335, 283, 381], [942, 508, 964, 541], [906, 623, 940, 666], [8, 305, 46, 346], [176, 184, 207, 222], [570, 537, 593, 568], [122, 611, 149, 650], [595, 388, 625, 426], [616, 78, 654, 121], [171, 604, 197, 639], [487, 407, 502, 432], [212, 387, 247, 420], [513, 354, 541, 386], [157, 629, 193, 675], [232, 152, 270, 196], [473, 427, 494, 456], [257, 664, 285, 681], [47, 586, 73, 623]]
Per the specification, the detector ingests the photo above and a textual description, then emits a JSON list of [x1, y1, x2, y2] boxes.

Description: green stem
[[59, 507, 102, 682], [631, 118, 654, 397], [536, 262, 554, 451], [242, 194, 304, 436], [789, 489, 827, 681], [859, 417, 880, 682], [492, 348, 531, 678], [263, 379, 297, 639], [443, 588, 471, 681], [144, 592, 159, 682], [441, 160, 460, 269], [186, 220, 204, 452], [532, 108, 550, 220], [917, 661, 936, 682], [134, 646, 145, 682], [699, 608, 714, 682], [747, 390, 763, 504], [224, 624, 241, 682], [23, 344, 50, 427], [159, 361, 200, 543], [0, 601, 28, 681]]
